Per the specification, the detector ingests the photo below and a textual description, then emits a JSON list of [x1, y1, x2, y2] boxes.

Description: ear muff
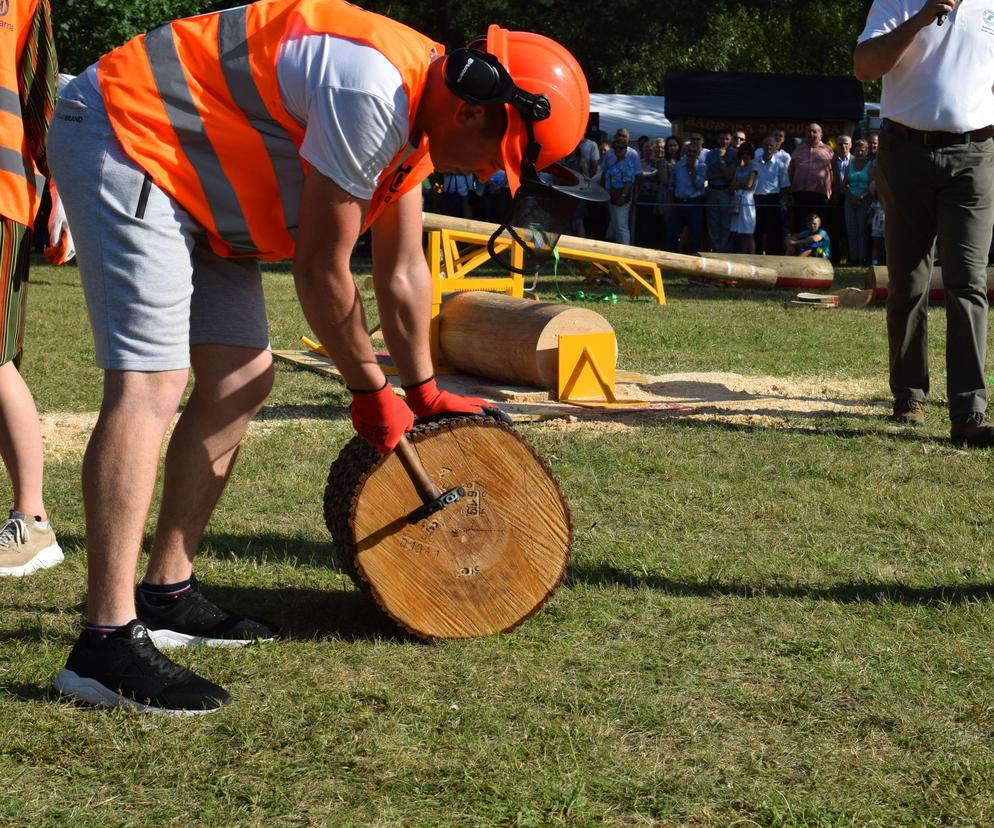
[[444, 48, 551, 124]]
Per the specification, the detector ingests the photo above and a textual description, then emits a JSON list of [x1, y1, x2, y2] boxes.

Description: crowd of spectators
[[425, 121, 888, 267]]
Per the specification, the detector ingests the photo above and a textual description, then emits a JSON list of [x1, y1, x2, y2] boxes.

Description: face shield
[[487, 149, 608, 275]]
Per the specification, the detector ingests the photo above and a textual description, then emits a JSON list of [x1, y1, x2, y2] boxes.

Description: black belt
[[882, 118, 994, 148]]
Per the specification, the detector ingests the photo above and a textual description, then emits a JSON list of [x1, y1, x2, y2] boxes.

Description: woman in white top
[[730, 141, 759, 253]]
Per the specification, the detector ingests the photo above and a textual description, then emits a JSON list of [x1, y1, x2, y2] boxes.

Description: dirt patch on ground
[[39, 407, 339, 460], [530, 371, 888, 433], [40, 412, 98, 460], [40, 373, 888, 455]]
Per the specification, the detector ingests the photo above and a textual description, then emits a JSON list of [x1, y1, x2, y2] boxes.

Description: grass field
[[4, 258, 994, 827]]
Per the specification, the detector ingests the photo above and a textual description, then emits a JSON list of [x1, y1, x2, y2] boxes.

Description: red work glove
[[402, 376, 498, 419], [349, 382, 414, 453]]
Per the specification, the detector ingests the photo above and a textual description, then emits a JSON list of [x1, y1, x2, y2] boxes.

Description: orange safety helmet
[[444, 25, 590, 194]]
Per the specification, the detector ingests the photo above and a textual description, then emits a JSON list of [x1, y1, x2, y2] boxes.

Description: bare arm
[[370, 187, 434, 386], [853, 0, 955, 81], [292, 169, 384, 391]]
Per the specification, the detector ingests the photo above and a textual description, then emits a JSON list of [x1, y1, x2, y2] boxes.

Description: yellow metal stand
[[425, 227, 666, 319], [574, 253, 665, 304], [427, 228, 525, 360], [556, 332, 650, 409]]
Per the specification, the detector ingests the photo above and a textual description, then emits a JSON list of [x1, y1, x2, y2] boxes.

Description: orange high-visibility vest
[[0, 0, 45, 227], [98, 0, 442, 261]]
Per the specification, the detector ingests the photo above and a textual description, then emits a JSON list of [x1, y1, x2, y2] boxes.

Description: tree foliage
[[53, 0, 875, 94], [367, 0, 874, 94]]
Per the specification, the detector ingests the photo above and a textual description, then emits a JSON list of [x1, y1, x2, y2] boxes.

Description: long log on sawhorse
[[422, 215, 665, 304], [422, 212, 779, 288]]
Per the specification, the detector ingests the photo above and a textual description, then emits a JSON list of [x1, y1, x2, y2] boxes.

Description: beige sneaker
[[0, 514, 64, 576]]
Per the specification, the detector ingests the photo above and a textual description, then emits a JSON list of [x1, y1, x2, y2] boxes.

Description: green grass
[[4, 259, 994, 826]]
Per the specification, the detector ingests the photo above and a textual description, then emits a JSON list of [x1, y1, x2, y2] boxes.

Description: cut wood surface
[[437, 292, 614, 389], [422, 212, 779, 286], [866, 265, 994, 301], [700, 252, 834, 289], [324, 417, 572, 639]]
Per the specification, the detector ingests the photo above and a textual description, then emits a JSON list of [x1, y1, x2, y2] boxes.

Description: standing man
[[855, 0, 994, 443], [753, 134, 791, 255], [704, 129, 737, 252], [666, 141, 707, 253], [597, 128, 639, 241], [48, 0, 588, 714], [787, 123, 836, 232], [604, 138, 634, 244], [829, 134, 852, 263], [0, 0, 62, 577]]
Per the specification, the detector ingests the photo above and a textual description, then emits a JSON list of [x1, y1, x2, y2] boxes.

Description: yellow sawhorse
[[425, 227, 665, 319], [426, 227, 524, 361], [572, 253, 665, 304]]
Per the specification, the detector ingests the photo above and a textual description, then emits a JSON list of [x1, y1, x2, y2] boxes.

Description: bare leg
[[83, 369, 189, 626], [0, 361, 47, 519], [144, 344, 273, 585]]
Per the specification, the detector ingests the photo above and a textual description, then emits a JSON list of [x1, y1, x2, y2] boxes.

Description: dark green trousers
[[875, 128, 994, 417]]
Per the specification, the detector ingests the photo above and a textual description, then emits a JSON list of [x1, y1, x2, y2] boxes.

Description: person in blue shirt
[[705, 129, 738, 253], [666, 142, 708, 253], [603, 140, 635, 244], [786, 212, 831, 258]]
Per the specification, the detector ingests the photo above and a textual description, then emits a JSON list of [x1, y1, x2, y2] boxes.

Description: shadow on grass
[[201, 532, 339, 569], [569, 564, 994, 605], [204, 583, 413, 643], [254, 403, 346, 421], [0, 682, 57, 702], [635, 412, 940, 444]]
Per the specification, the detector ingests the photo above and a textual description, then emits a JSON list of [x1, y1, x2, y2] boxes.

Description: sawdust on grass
[[39, 372, 889, 456]]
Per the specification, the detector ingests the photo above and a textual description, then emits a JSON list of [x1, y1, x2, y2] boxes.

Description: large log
[[423, 212, 779, 287], [700, 252, 834, 289], [324, 417, 571, 639], [866, 265, 994, 301], [437, 292, 614, 389]]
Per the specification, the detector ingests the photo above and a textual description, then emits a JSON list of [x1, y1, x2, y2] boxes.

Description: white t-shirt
[[858, 0, 994, 132], [278, 35, 411, 201]]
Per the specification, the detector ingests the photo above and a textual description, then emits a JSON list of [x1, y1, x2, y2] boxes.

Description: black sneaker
[[136, 575, 277, 649], [53, 621, 230, 716]]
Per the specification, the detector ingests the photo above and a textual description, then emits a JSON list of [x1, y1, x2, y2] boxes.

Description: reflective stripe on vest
[[0, 87, 20, 117], [98, 0, 440, 260], [0, 0, 44, 227], [217, 7, 300, 236], [144, 25, 256, 254]]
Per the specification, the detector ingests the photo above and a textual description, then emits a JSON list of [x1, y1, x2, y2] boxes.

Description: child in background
[[786, 212, 831, 259]]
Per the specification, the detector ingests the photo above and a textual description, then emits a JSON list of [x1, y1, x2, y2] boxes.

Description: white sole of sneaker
[[0, 543, 64, 577], [149, 629, 274, 649], [53, 669, 223, 717]]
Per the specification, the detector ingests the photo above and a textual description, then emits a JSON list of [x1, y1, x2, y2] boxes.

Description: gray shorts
[[47, 72, 269, 371]]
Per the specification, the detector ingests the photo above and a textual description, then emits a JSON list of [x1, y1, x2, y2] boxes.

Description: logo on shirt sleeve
[[983, 9, 994, 34]]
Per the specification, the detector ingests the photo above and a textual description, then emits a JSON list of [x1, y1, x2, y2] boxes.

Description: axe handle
[[394, 435, 442, 503]]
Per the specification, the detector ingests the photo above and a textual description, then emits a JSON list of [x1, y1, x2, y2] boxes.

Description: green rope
[[530, 226, 619, 303]]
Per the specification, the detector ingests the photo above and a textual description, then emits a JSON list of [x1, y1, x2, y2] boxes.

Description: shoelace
[[130, 635, 194, 681], [181, 587, 227, 622], [0, 518, 28, 551]]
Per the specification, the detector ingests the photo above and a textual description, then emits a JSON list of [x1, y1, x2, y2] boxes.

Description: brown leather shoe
[[890, 399, 925, 426], [950, 412, 994, 447]]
